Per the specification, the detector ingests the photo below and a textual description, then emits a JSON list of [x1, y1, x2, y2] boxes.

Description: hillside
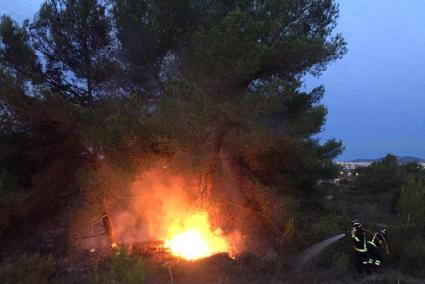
[[349, 156, 425, 163]]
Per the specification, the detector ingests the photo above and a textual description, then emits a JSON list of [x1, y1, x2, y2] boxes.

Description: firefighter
[[367, 228, 388, 271], [351, 221, 371, 275]]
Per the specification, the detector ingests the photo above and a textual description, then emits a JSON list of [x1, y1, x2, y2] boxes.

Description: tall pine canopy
[[0, 0, 345, 251]]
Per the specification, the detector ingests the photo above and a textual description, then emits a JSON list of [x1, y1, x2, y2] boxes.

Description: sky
[[1, 0, 424, 160], [307, 1, 425, 160]]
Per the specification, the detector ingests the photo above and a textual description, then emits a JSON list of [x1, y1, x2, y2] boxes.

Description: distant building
[[336, 161, 372, 170], [336, 161, 425, 170]]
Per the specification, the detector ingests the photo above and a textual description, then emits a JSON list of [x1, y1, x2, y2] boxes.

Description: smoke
[[114, 169, 193, 242], [111, 167, 243, 256], [77, 152, 286, 258]]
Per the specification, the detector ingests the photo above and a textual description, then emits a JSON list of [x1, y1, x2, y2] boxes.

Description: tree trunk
[[102, 193, 117, 249]]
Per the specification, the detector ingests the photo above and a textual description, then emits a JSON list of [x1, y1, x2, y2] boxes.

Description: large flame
[[110, 170, 241, 259], [164, 212, 229, 260]]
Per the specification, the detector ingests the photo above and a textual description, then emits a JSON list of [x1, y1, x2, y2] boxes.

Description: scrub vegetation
[[0, 0, 424, 283], [312, 155, 425, 280]]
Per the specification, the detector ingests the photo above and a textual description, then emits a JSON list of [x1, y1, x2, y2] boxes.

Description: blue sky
[[1, 0, 424, 160], [307, 1, 425, 160]]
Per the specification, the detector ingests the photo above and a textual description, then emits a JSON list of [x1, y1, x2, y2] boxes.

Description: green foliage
[[183, 0, 346, 93], [331, 251, 350, 273], [396, 176, 425, 228], [388, 175, 425, 276], [308, 211, 351, 271], [186, 10, 266, 93], [355, 154, 404, 194], [277, 198, 327, 251], [97, 247, 145, 284], [0, 253, 55, 284], [0, 0, 346, 264], [234, 85, 343, 188], [0, 15, 41, 84], [311, 211, 349, 242], [390, 224, 425, 277], [0, 192, 28, 237], [32, 0, 114, 102], [279, 217, 296, 244], [111, 0, 191, 87], [0, 136, 34, 194], [324, 156, 425, 277]]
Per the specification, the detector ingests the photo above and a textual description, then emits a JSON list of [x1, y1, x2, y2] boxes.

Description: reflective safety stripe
[[369, 233, 381, 247], [368, 259, 374, 263], [355, 247, 367, 252], [375, 260, 381, 265], [362, 261, 369, 264], [354, 235, 368, 252]]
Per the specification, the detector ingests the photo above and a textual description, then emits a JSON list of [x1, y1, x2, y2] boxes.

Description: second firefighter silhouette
[[367, 228, 388, 271], [351, 220, 371, 275]]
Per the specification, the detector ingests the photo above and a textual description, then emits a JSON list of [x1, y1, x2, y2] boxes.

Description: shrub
[[396, 176, 425, 229], [0, 253, 55, 284], [306, 211, 351, 271], [311, 211, 350, 243], [354, 154, 403, 194], [97, 246, 145, 284], [390, 225, 425, 277], [330, 251, 350, 273], [390, 176, 425, 277]]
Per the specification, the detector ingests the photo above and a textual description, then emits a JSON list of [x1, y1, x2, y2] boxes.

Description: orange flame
[[164, 212, 229, 260]]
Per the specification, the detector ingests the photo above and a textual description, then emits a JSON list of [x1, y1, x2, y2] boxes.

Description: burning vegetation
[[163, 212, 229, 260], [106, 168, 243, 261]]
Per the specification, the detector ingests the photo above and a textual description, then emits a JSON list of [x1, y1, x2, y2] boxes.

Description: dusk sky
[[1, 0, 424, 160]]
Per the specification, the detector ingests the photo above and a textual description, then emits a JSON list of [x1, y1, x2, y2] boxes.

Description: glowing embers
[[163, 212, 229, 260]]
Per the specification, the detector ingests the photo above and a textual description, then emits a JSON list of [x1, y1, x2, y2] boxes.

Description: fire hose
[[345, 228, 390, 255]]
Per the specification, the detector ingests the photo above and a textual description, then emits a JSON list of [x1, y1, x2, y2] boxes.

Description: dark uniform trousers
[[352, 233, 371, 275], [367, 233, 384, 269]]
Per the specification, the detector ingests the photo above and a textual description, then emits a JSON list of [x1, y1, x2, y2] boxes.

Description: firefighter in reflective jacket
[[351, 221, 371, 275], [367, 228, 388, 271]]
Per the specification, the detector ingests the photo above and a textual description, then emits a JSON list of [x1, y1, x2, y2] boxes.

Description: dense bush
[[331, 160, 425, 277], [99, 247, 145, 284], [0, 253, 55, 284], [0, 248, 145, 284], [390, 225, 425, 278], [354, 154, 403, 194], [311, 211, 350, 243], [396, 176, 425, 228], [389, 176, 425, 277], [309, 211, 351, 272]]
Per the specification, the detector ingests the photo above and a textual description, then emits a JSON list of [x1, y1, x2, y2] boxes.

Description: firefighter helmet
[[353, 222, 362, 228]]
